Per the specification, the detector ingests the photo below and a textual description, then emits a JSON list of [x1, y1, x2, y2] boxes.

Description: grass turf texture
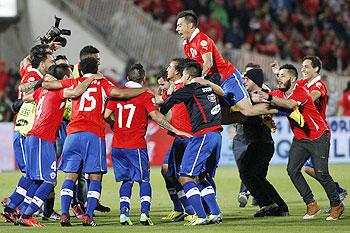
[[0, 165, 349, 233]]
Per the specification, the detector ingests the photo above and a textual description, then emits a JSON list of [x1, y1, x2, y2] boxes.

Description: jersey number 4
[[116, 103, 136, 128]]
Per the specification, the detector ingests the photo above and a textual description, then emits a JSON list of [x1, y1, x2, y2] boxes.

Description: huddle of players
[[1, 9, 346, 228]]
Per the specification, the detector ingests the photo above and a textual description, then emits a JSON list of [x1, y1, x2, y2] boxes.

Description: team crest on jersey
[[50, 172, 56, 179], [28, 76, 35, 82], [316, 82, 322, 89], [200, 40, 208, 50], [207, 93, 216, 102]]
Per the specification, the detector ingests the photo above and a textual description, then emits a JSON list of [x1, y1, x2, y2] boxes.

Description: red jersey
[[339, 90, 350, 116], [61, 75, 115, 139], [18, 65, 43, 99], [270, 84, 329, 140], [27, 87, 65, 143], [297, 76, 328, 124], [183, 28, 236, 81], [162, 81, 192, 137], [106, 81, 158, 148]]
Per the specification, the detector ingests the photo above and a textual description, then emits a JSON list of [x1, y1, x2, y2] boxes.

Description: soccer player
[[271, 57, 347, 202], [41, 57, 148, 226], [1, 45, 54, 224], [159, 58, 195, 222], [160, 61, 223, 225], [104, 63, 191, 226], [175, 10, 304, 125], [16, 64, 96, 227], [257, 64, 344, 221]]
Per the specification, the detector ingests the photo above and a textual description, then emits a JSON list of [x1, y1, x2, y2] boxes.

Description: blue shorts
[[163, 145, 172, 165], [25, 135, 57, 182], [304, 158, 313, 168], [112, 148, 150, 182], [220, 69, 249, 106], [180, 132, 222, 178], [167, 138, 191, 178], [59, 132, 107, 174], [13, 131, 26, 173], [58, 121, 68, 144]]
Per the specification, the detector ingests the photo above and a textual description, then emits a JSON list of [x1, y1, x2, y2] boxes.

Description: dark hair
[[128, 63, 145, 83], [48, 64, 71, 80], [80, 45, 99, 61], [55, 55, 68, 61], [31, 53, 52, 69], [279, 64, 298, 79], [245, 62, 261, 69], [177, 58, 196, 76], [156, 67, 167, 80], [177, 10, 198, 27], [303, 56, 322, 73], [183, 61, 202, 77], [30, 44, 52, 58], [80, 57, 98, 74]]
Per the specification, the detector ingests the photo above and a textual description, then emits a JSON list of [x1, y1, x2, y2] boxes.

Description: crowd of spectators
[[134, 0, 350, 75]]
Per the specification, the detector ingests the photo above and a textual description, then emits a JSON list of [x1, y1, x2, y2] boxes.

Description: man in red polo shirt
[[257, 64, 344, 221]]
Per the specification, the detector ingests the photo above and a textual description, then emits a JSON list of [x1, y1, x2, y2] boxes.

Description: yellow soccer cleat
[[161, 210, 184, 221]]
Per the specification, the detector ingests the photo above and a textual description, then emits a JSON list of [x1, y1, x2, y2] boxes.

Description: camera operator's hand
[[49, 42, 62, 51]]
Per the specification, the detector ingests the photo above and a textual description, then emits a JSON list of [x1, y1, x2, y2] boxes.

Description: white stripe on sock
[[185, 187, 200, 198], [16, 186, 27, 197], [140, 196, 151, 203], [60, 188, 73, 197], [32, 196, 44, 207], [120, 196, 130, 203], [177, 190, 186, 198], [24, 196, 32, 204], [201, 186, 215, 197], [87, 191, 100, 199]]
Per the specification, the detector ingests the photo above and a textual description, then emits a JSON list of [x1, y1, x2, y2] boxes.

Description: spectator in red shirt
[[337, 81, 350, 116], [0, 60, 10, 92]]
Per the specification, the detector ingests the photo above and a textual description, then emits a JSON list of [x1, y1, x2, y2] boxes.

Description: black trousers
[[236, 141, 288, 211], [287, 133, 340, 207]]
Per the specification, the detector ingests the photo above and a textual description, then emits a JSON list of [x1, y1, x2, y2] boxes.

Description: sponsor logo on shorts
[[50, 172, 56, 179]]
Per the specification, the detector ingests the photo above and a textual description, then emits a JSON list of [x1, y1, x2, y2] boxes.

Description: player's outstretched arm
[[149, 110, 192, 138], [202, 52, 214, 76], [109, 87, 148, 99], [192, 78, 224, 96], [258, 91, 298, 110], [22, 93, 34, 103], [63, 76, 95, 99]]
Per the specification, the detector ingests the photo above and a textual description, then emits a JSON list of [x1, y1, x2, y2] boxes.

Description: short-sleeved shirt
[[60, 74, 115, 139], [183, 28, 236, 81], [270, 84, 328, 140], [339, 90, 350, 116], [107, 82, 158, 149], [27, 87, 66, 143], [161, 81, 192, 137], [18, 66, 43, 99]]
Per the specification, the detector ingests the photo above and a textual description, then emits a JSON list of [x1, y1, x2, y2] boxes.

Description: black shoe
[[254, 204, 278, 217], [95, 202, 111, 213], [265, 207, 289, 216]]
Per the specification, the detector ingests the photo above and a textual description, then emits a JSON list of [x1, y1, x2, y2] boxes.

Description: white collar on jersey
[[27, 66, 44, 79], [174, 79, 184, 84], [83, 73, 94, 78], [306, 75, 321, 88], [125, 81, 142, 88], [183, 28, 200, 45], [284, 83, 298, 99]]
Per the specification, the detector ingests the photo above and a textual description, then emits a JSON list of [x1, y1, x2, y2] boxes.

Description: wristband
[[268, 94, 273, 102], [34, 80, 44, 90]]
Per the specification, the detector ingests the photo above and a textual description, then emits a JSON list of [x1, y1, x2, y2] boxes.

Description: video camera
[[40, 16, 71, 47]]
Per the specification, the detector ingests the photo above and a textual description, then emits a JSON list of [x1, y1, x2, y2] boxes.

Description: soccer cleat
[[184, 214, 197, 222], [33, 208, 43, 217], [238, 192, 248, 208], [161, 210, 184, 221], [289, 107, 304, 127], [172, 212, 187, 222], [207, 213, 223, 224], [60, 213, 72, 227], [184, 217, 208, 226], [140, 213, 154, 226], [72, 204, 84, 219], [42, 211, 60, 221], [120, 214, 133, 225], [326, 202, 345, 221], [82, 215, 97, 226], [95, 202, 111, 213], [17, 216, 45, 227], [1, 210, 19, 224], [303, 201, 322, 219]]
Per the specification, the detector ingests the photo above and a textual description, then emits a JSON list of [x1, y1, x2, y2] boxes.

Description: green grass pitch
[[0, 165, 349, 233]]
